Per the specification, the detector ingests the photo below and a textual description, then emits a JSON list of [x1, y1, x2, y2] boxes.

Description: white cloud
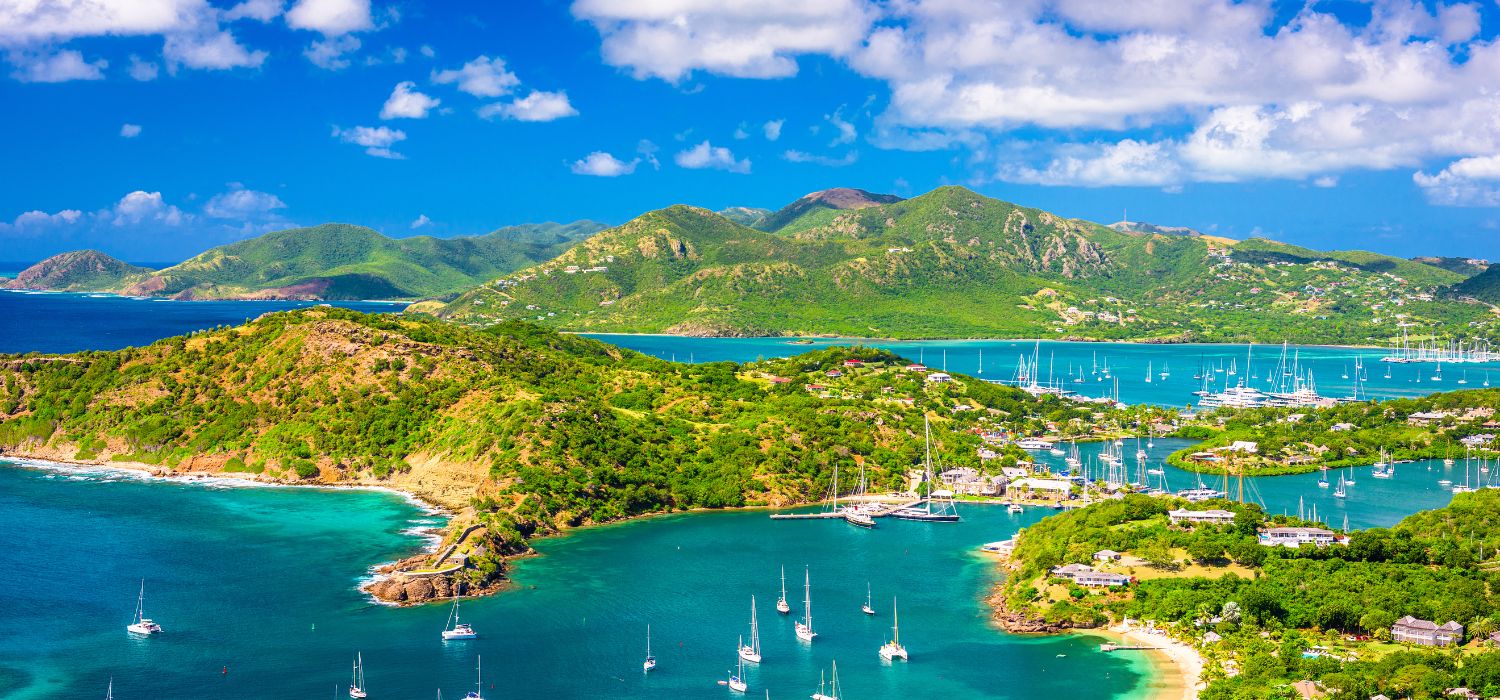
[[783, 149, 858, 167], [572, 0, 876, 82], [9, 49, 106, 82], [410, 214, 431, 229], [225, 0, 284, 22], [1313, 175, 1338, 188], [570, 151, 640, 177], [826, 107, 856, 146], [203, 186, 286, 219], [0, 0, 208, 42], [285, 0, 372, 35], [110, 191, 186, 227], [303, 34, 360, 69], [431, 55, 519, 97], [1414, 155, 1500, 207], [120, 123, 142, 138], [733, 123, 750, 140], [674, 140, 751, 173], [998, 139, 1183, 187], [763, 119, 784, 141], [479, 90, 578, 122], [164, 30, 268, 70], [637, 139, 660, 169], [127, 54, 159, 80], [332, 124, 407, 159], [419, 44, 435, 58], [380, 80, 439, 119], [5, 208, 82, 228]]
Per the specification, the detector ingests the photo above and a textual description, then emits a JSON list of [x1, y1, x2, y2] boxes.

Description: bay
[[582, 335, 1495, 407]]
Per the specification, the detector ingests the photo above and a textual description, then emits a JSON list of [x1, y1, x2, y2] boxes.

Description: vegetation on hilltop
[[6, 221, 604, 301], [431, 186, 1491, 344], [1450, 264, 1500, 304], [999, 491, 1500, 700]]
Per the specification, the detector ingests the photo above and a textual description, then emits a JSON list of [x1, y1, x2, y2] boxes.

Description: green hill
[[1449, 263, 1500, 303], [2, 250, 155, 292], [7, 221, 604, 300], [432, 186, 1486, 343]]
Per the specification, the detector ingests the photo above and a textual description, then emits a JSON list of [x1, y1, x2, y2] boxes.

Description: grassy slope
[[2, 250, 155, 292], [433, 186, 1489, 342]]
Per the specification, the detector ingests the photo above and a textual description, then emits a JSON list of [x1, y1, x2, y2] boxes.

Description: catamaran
[[463, 656, 484, 700], [795, 567, 817, 642], [349, 653, 368, 699], [726, 639, 748, 693], [126, 580, 162, 635], [643, 625, 657, 672], [442, 599, 478, 640], [879, 597, 909, 661], [776, 567, 791, 614], [739, 596, 762, 663], [811, 661, 842, 700], [861, 583, 875, 616]]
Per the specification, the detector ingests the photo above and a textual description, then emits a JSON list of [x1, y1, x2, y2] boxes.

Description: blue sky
[[2, 0, 1500, 262]]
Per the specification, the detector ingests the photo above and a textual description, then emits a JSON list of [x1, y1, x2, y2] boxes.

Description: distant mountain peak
[[4, 250, 153, 291], [759, 187, 904, 232]]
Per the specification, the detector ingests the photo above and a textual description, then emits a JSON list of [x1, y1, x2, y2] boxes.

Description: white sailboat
[[861, 583, 875, 616], [463, 656, 484, 700], [349, 653, 368, 699], [126, 580, 162, 635], [811, 661, 842, 700], [740, 596, 762, 663], [643, 625, 657, 672], [106, 678, 113, 700], [1144, 361, 1153, 383], [879, 597, 908, 661], [442, 599, 478, 640], [776, 566, 791, 615], [795, 567, 817, 642], [1333, 475, 1347, 499], [727, 638, 748, 693]]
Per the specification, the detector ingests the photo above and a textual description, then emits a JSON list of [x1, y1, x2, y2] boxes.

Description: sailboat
[[442, 599, 478, 640], [726, 638, 749, 693], [776, 567, 791, 614], [1144, 361, 1153, 383], [106, 678, 113, 700], [644, 625, 657, 672], [861, 583, 875, 616], [879, 597, 909, 661], [349, 653, 368, 699], [1317, 465, 1330, 489], [889, 416, 961, 522], [1160, 361, 1170, 380], [463, 656, 484, 700], [1333, 475, 1347, 499], [739, 597, 762, 663], [811, 661, 842, 700], [795, 567, 817, 642], [126, 580, 162, 635]]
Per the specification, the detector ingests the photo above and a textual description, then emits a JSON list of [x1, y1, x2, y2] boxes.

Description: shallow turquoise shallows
[[0, 435, 1465, 700], [582, 335, 1496, 407]]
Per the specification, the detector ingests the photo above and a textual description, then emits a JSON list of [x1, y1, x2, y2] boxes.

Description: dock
[[1099, 643, 1159, 652], [769, 498, 926, 520]]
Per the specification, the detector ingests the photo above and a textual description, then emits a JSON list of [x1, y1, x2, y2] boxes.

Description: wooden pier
[[769, 498, 926, 520], [1099, 643, 1159, 652]]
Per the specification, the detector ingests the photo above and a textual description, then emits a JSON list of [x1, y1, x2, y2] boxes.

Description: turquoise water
[[582, 335, 1494, 407], [0, 460, 1157, 700], [0, 290, 404, 354]]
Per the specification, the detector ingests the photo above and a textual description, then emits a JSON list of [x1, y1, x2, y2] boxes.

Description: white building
[[1169, 509, 1237, 525], [1259, 526, 1338, 548]]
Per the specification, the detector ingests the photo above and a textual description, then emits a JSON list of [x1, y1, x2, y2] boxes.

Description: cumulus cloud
[[164, 30, 268, 71], [826, 108, 856, 146], [783, 149, 858, 167], [4, 208, 83, 229], [332, 124, 407, 159], [0, 0, 207, 42], [127, 54, 159, 80], [304, 34, 360, 69], [674, 140, 751, 173], [8, 49, 106, 82], [410, 214, 431, 229], [1414, 156, 1500, 207], [479, 90, 578, 122], [120, 123, 142, 138], [763, 119, 784, 141], [225, 0, 285, 22], [431, 55, 519, 97], [380, 80, 439, 119], [285, 0, 372, 35], [110, 191, 187, 227], [570, 151, 639, 177], [572, 0, 876, 82], [203, 185, 287, 219], [997, 140, 1183, 188]]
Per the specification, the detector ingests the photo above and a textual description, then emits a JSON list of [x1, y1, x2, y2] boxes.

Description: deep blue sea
[[0, 290, 405, 354]]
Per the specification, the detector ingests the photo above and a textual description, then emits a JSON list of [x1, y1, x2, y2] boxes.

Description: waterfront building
[[1259, 527, 1338, 548], [1169, 508, 1237, 525]]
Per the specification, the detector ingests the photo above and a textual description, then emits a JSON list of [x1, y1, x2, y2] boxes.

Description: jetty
[[1099, 642, 1159, 652], [769, 497, 926, 520]]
